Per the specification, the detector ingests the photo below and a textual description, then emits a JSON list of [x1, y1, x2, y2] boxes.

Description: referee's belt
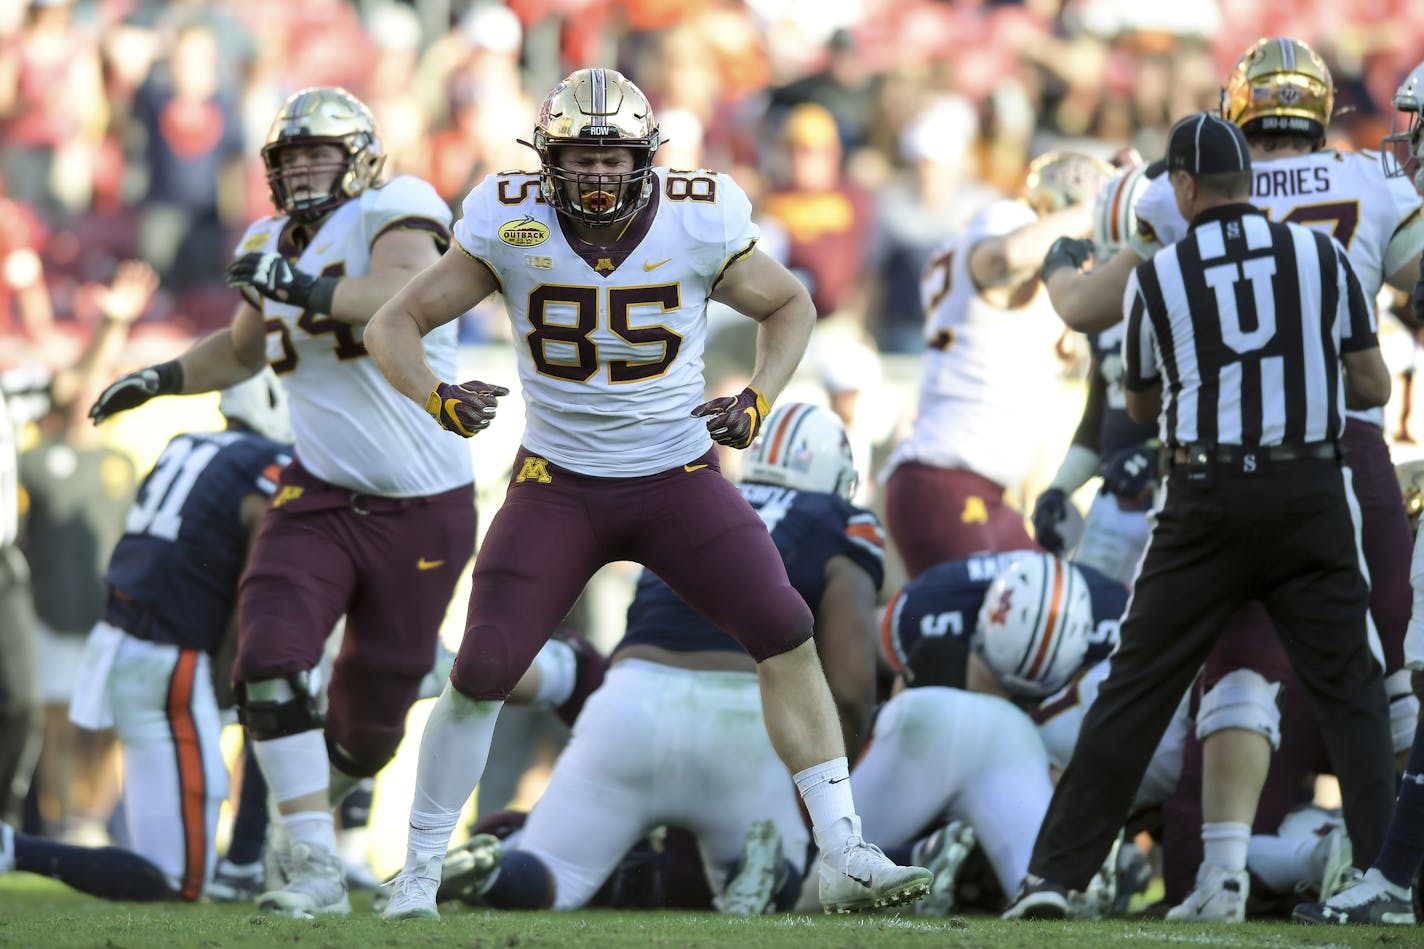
[[1163, 441, 1339, 474]]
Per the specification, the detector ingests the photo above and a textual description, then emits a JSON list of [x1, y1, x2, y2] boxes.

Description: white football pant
[[515, 659, 809, 910]]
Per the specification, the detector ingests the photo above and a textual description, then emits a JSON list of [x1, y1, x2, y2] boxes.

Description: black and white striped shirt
[[1122, 204, 1376, 448]]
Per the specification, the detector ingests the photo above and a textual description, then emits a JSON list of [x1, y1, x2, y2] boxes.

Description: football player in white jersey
[[88, 87, 474, 916], [364, 67, 931, 920], [1037, 38, 1424, 920], [881, 152, 1114, 578]]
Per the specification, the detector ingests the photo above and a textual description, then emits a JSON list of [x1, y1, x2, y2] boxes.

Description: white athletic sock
[[404, 684, 503, 868], [1201, 821, 1251, 874], [1246, 833, 1316, 893], [793, 757, 861, 855], [529, 639, 577, 708], [284, 811, 336, 853]]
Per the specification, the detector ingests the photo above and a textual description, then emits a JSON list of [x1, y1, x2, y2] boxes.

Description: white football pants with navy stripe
[[851, 686, 1052, 896], [70, 621, 228, 900], [515, 658, 809, 910]]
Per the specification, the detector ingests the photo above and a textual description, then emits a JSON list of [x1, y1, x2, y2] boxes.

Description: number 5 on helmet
[[426, 380, 510, 438]]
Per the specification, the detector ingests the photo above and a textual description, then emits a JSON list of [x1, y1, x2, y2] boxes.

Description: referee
[[1004, 112, 1398, 919]]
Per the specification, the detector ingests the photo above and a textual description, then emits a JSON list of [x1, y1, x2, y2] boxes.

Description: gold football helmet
[[261, 87, 385, 222], [1382, 60, 1424, 189], [1023, 152, 1114, 216], [1221, 37, 1334, 145], [529, 67, 660, 228]]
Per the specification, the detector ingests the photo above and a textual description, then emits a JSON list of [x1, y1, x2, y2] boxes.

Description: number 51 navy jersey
[[104, 430, 290, 653]]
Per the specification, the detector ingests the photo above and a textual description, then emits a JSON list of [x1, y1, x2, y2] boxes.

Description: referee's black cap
[[1166, 112, 1251, 175]]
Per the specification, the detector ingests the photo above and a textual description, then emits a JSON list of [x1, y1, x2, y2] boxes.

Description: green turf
[[0, 874, 1415, 948]]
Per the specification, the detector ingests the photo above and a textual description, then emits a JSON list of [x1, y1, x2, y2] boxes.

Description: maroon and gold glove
[[425, 380, 510, 438], [691, 386, 770, 449]]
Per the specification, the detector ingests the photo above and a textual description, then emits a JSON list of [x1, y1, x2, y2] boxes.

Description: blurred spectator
[[0, 172, 53, 344], [363, 3, 429, 179], [768, 27, 877, 153], [130, 21, 245, 292], [868, 96, 1000, 354], [418, 2, 527, 135], [761, 102, 875, 321], [0, 0, 109, 213]]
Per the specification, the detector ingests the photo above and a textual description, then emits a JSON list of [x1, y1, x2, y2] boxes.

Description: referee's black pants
[[1028, 457, 1396, 889]]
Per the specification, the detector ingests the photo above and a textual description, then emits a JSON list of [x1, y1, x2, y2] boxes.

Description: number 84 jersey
[[454, 167, 759, 477]]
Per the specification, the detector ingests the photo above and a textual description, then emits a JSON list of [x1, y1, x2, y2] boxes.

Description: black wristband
[[306, 276, 338, 316], [152, 360, 184, 394]]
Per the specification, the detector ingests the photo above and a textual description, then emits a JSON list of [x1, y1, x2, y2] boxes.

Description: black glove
[[1413, 255, 1424, 324], [1031, 487, 1070, 554], [425, 379, 510, 437], [1101, 444, 1157, 501], [225, 252, 336, 313], [88, 361, 183, 425], [691, 386, 770, 449], [1041, 237, 1094, 282]]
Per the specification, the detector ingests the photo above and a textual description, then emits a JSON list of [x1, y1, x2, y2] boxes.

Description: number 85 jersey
[[454, 167, 759, 477]]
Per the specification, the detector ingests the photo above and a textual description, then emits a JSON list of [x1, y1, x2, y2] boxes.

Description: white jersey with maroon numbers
[[233, 176, 468, 497], [1134, 150, 1423, 428], [453, 167, 758, 477], [885, 200, 1066, 489]]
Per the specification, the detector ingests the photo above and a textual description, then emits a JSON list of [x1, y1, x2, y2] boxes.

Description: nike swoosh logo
[[417, 558, 445, 570], [828, 775, 849, 784], [847, 872, 873, 889], [684, 464, 708, 473], [644, 258, 672, 271]]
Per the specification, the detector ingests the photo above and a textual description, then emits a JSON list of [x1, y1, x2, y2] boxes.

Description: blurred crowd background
[[8, 0, 1424, 862]]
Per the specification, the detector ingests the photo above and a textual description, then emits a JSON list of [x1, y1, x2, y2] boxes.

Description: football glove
[[1040, 236, 1094, 282], [1101, 443, 1158, 501], [88, 360, 183, 425], [426, 380, 510, 438], [225, 252, 336, 313], [691, 386, 770, 449], [1031, 487, 1071, 554]]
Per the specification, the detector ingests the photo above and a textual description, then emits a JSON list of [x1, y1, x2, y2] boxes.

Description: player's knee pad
[[236, 672, 322, 740], [1196, 669, 1282, 748], [325, 732, 393, 780], [1386, 668, 1420, 755]]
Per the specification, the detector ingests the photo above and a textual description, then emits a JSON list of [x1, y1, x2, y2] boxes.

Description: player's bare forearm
[[176, 308, 269, 394], [971, 204, 1094, 291], [748, 296, 814, 404], [711, 248, 814, 403], [1047, 248, 1140, 333], [327, 267, 426, 325], [365, 306, 440, 406], [50, 317, 133, 408]]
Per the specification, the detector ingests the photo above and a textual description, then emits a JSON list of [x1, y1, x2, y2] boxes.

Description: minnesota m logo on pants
[[517, 457, 553, 484]]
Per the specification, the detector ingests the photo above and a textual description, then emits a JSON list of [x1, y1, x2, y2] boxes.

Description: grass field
[[1, 875, 1417, 949]]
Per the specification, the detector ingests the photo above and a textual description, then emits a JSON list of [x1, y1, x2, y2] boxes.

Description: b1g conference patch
[[499, 218, 550, 247]]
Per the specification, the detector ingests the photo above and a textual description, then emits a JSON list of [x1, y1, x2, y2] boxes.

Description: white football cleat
[[382, 856, 442, 921], [1293, 867, 1417, 925], [257, 842, 351, 917], [207, 859, 264, 902], [1313, 825, 1354, 903], [819, 836, 933, 914], [1165, 863, 1248, 922], [911, 820, 976, 917], [723, 819, 783, 916], [435, 834, 503, 904]]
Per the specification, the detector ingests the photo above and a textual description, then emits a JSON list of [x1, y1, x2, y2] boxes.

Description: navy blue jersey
[[104, 430, 290, 653], [617, 482, 886, 654], [1090, 322, 1157, 460], [883, 551, 1126, 688]]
